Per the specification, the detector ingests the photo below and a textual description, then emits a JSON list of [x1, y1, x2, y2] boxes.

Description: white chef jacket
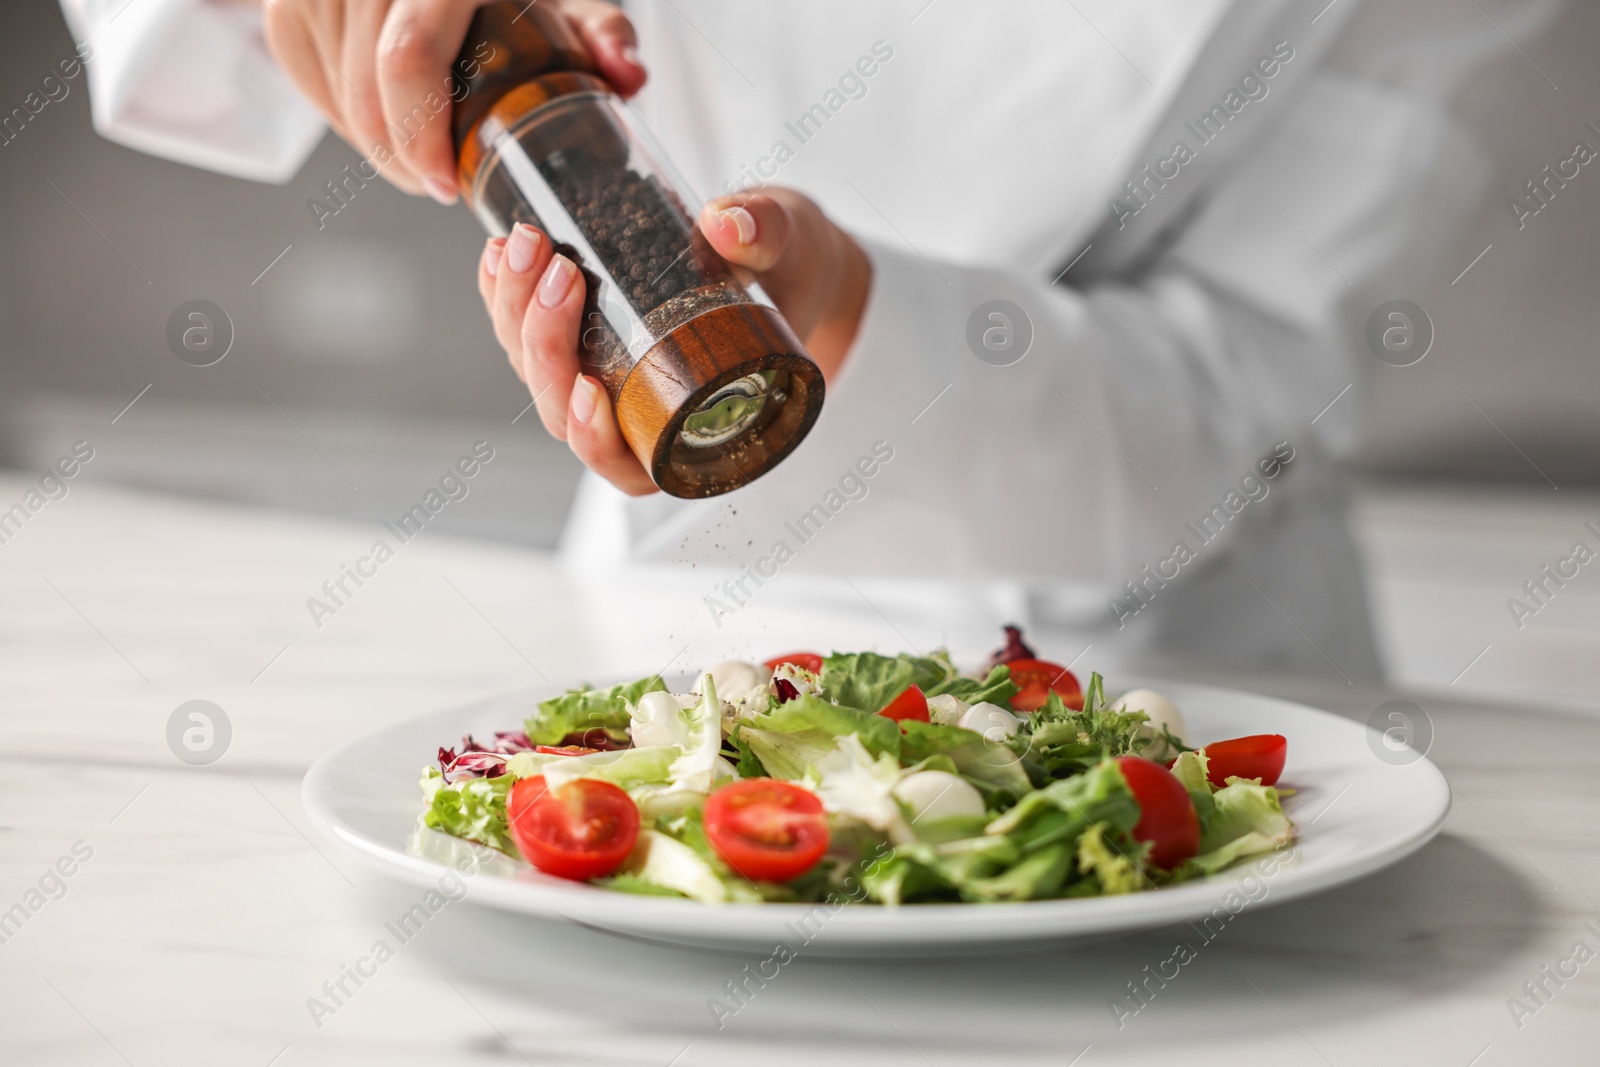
[[59, 0, 1557, 680]]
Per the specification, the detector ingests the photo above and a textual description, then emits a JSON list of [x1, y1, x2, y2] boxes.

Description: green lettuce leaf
[[524, 674, 666, 745], [650, 810, 775, 901], [419, 767, 519, 856], [819, 651, 955, 713], [538, 745, 679, 792], [725, 722, 767, 778], [664, 674, 731, 793], [615, 829, 738, 903], [962, 842, 1074, 902], [1194, 779, 1295, 869], [1168, 749, 1212, 793], [742, 692, 901, 769], [925, 665, 1020, 708], [898, 720, 1031, 801], [985, 759, 1141, 854], [806, 734, 912, 844], [596, 871, 688, 898], [857, 848, 955, 906]]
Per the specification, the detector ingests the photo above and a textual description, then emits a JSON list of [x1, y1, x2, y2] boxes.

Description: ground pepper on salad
[[420, 628, 1295, 904]]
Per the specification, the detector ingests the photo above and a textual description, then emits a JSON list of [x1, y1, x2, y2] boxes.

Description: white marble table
[[2, 475, 1596, 1067]]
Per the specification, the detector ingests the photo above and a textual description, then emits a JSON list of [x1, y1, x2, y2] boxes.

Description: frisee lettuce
[[419, 767, 518, 857]]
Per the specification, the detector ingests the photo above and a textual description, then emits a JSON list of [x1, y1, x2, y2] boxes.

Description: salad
[[420, 627, 1295, 904]]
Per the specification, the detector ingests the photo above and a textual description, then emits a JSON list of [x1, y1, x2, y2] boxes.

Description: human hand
[[261, 0, 647, 202], [478, 188, 872, 495]]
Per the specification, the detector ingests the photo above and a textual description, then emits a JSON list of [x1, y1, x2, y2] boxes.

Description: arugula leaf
[[525, 674, 666, 745]]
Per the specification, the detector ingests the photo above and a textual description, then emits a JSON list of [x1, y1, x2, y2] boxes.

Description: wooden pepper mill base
[[614, 303, 825, 498]]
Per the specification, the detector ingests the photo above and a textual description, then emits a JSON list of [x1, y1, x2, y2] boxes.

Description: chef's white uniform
[[57, 0, 1557, 680]]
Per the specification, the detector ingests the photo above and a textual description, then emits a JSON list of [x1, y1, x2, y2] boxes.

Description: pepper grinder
[[451, 2, 825, 498]]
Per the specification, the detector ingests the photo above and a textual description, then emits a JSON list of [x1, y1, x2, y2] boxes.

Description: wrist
[[805, 228, 872, 381]]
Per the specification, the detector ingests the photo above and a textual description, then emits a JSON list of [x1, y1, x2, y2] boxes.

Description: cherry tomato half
[[1200, 734, 1287, 787], [1114, 756, 1200, 870], [879, 684, 930, 723], [505, 775, 548, 832], [703, 779, 830, 882], [1006, 658, 1083, 712], [765, 652, 824, 674], [507, 777, 639, 881]]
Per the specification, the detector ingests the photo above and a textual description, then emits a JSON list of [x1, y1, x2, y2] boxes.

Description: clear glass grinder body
[[451, 3, 826, 498]]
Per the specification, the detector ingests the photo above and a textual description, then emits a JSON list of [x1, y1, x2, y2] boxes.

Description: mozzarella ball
[[957, 701, 1022, 741], [1112, 688, 1188, 751], [703, 659, 771, 700], [892, 770, 986, 822], [926, 693, 971, 726]]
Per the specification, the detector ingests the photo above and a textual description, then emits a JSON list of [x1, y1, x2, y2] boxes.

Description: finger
[[492, 223, 553, 366], [477, 236, 517, 378], [700, 194, 794, 273], [341, 0, 424, 194], [477, 236, 505, 305], [262, 1, 342, 122], [519, 253, 586, 440], [559, 0, 647, 96], [263, 1, 424, 194], [375, 0, 480, 204], [566, 375, 657, 495]]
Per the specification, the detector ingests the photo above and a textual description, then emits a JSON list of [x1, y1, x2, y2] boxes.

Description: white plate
[[303, 677, 1450, 957]]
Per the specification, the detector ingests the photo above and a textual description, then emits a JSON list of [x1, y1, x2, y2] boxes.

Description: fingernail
[[571, 376, 599, 425], [620, 43, 641, 68], [482, 238, 502, 278], [506, 224, 541, 275], [538, 254, 576, 307], [423, 176, 458, 206], [718, 205, 757, 245]]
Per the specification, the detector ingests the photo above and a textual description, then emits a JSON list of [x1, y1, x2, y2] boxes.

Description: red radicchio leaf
[[773, 678, 799, 703], [985, 624, 1036, 671], [560, 728, 631, 751], [492, 731, 534, 754], [437, 745, 510, 783]]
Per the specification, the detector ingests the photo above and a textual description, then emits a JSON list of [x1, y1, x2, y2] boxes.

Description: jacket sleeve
[[807, 66, 1490, 585], [59, 0, 325, 183]]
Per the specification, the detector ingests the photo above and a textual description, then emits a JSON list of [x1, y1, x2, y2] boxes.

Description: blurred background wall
[[1, 0, 1597, 707]]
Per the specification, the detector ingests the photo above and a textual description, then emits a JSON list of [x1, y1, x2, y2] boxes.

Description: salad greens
[[422, 644, 1297, 905], [525, 674, 666, 745]]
